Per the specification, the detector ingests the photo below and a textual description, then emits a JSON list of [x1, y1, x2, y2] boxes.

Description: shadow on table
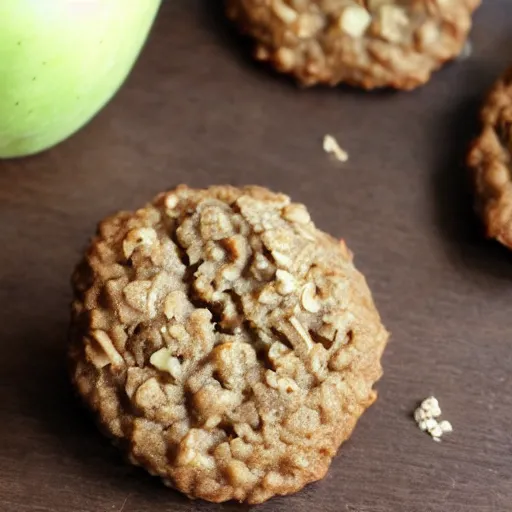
[[431, 95, 512, 281]]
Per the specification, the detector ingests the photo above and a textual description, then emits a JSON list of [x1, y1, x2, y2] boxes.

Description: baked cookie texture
[[69, 185, 389, 504], [226, 0, 480, 90], [468, 68, 512, 249]]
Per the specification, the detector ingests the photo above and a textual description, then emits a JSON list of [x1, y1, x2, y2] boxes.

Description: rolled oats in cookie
[[69, 185, 389, 504], [225, 0, 480, 90], [468, 67, 512, 250]]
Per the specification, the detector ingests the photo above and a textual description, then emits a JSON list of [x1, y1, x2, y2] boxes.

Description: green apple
[[0, 0, 160, 158]]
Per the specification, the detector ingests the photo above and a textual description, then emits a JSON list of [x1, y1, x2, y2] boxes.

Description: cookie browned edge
[[468, 67, 512, 249], [225, 0, 480, 90]]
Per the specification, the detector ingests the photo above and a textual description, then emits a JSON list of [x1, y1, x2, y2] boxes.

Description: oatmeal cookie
[[69, 185, 389, 503], [468, 68, 512, 249], [226, 0, 480, 90]]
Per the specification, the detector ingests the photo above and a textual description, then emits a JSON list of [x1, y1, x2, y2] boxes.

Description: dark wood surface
[[1, 2, 512, 511]]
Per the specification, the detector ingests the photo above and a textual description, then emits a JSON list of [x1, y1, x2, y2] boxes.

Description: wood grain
[[1, 2, 511, 511]]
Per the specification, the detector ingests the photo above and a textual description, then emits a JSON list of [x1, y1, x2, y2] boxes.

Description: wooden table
[[1, 2, 511, 511]]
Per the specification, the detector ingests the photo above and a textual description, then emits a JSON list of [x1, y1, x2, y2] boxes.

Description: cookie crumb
[[457, 40, 472, 61], [323, 135, 349, 163], [414, 396, 453, 442]]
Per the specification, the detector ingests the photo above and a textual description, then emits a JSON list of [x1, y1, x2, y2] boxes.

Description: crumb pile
[[414, 396, 453, 442]]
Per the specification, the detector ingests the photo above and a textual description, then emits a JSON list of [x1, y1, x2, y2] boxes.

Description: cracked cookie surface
[[69, 185, 389, 503], [468, 67, 512, 250], [226, 0, 480, 90]]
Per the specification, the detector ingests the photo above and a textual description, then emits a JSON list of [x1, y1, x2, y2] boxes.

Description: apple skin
[[0, 0, 160, 158]]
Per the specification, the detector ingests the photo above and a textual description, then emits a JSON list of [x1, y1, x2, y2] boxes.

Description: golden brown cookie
[[468, 68, 512, 249], [226, 0, 480, 90], [69, 185, 389, 504]]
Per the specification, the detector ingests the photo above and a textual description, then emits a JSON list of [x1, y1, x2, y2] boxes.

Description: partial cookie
[[226, 0, 480, 90], [69, 185, 388, 504], [468, 68, 512, 249]]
